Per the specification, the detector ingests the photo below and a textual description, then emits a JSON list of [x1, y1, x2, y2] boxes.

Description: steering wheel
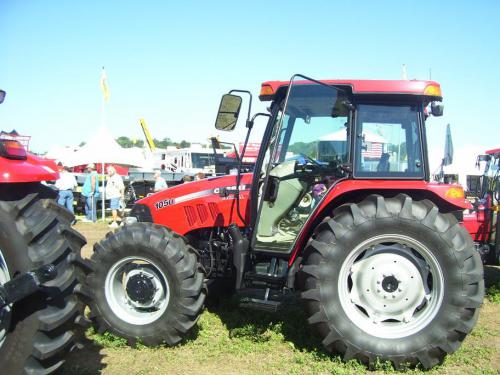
[[297, 153, 321, 167], [292, 154, 323, 177]]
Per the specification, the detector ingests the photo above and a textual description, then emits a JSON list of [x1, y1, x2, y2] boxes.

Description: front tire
[[299, 194, 484, 369], [86, 223, 206, 346]]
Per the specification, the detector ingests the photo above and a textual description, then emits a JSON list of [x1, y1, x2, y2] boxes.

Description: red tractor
[[85, 75, 483, 369], [0, 90, 89, 373], [463, 148, 500, 265]]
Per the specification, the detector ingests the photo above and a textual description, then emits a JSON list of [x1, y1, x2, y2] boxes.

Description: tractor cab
[[216, 75, 445, 254]]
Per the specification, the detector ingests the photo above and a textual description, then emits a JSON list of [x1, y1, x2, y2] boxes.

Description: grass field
[[62, 221, 500, 375]]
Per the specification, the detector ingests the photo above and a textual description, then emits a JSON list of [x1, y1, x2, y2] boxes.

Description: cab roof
[[259, 79, 442, 101], [486, 147, 500, 155]]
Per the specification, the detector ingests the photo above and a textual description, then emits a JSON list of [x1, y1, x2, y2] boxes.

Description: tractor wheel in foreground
[[299, 194, 484, 369], [0, 188, 89, 374], [85, 223, 205, 346]]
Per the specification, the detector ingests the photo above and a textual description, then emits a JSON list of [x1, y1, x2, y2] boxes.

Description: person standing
[[153, 170, 167, 192], [82, 163, 99, 222], [106, 166, 124, 228], [55, 166, 77, 213], [195, 172, 205, 181]]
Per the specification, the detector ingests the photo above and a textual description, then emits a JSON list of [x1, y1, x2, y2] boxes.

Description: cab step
[[236, 287, 294, 313], [239, 297, 281, 313]]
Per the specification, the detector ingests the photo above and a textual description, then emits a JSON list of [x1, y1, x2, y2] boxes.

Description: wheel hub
[[349, 249, 427, 323], [126, 273, 155, 304], [381, 275, 398, 293], [105, 257, 170, 325]]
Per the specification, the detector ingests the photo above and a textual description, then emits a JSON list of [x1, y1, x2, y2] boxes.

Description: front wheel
[[85, 223, 206, 346], [299, 194, 484, 369]]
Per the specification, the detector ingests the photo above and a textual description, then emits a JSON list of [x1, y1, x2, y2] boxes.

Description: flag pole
[[100, 67, 109, 221]]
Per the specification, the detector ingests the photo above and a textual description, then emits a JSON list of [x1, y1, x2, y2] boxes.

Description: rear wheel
[[0, 184, 89, 374], [299, 194, 484, 369], [85, 223, 206, 346]]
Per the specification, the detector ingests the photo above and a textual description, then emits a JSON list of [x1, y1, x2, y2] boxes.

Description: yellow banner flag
[[100, 67, 110, 103]]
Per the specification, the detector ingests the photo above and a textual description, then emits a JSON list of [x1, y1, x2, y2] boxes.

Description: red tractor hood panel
[[137, 173, 254, 234]]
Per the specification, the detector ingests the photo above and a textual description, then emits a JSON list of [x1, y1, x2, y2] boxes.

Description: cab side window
[[355, 104, 424, 178]]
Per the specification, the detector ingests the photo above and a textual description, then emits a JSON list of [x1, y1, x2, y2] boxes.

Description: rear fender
[[0, 154, 59, 183], [288, 179, 470, 266]]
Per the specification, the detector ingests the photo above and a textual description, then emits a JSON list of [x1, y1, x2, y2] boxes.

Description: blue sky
[[1, 0, 499, 171]]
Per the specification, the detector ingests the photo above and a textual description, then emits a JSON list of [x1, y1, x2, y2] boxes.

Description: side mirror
[[0, 90, 5, 104], [215, 94, 242, 131], [431, 102, 444, 117]]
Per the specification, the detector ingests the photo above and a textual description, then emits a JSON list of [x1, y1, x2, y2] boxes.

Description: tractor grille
[[184, 204, 213, 226], [184, 206, 197, 226], [196, 204, 209, 222], [208, 202, 220, 220]]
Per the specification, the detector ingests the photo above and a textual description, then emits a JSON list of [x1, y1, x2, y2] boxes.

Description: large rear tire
[[299, 194, 484, 369], [0, 185, 89, 374], [85, 223, 205, 346]]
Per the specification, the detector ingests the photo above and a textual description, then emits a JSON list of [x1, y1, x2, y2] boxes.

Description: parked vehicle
[[463, 148, 500, 264], [85, 76, 483, 369], [0, 90, 90, 374]]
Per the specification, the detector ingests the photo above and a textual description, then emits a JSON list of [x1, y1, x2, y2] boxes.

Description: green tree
[[116, 136, 133, 148], [179, 140, 191, 148]]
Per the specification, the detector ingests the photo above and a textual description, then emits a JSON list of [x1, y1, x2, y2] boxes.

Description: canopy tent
[[64, 127, 146, 168]]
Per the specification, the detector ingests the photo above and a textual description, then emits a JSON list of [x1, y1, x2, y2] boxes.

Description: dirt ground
[[63, 221, 500, 375], [75, 221, 111, 259]]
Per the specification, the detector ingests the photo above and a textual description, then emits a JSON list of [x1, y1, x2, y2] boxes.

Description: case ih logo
[[155, 198, 175, 210]]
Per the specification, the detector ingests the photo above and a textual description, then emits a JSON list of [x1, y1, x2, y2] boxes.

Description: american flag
[[362, 142, 383, 158]]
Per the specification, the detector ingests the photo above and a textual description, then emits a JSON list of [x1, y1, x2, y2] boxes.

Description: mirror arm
[[229, 89, 253, 128], [247, 112, 271, 130]]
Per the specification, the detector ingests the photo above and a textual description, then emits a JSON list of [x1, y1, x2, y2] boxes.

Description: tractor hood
[[134, 173, 254, 234]]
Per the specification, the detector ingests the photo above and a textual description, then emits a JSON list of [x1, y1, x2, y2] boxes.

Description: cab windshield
[[272, 84, 349, 167]]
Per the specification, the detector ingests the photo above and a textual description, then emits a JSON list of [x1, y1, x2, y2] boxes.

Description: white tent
[[62, 126, 147, 221], [64, 127, 146, 168]]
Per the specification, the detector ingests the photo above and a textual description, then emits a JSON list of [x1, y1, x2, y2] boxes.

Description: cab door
[[253, 76, 349, 253]]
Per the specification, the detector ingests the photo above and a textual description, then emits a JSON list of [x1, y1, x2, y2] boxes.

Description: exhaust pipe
[[228, 224, 249, 290]]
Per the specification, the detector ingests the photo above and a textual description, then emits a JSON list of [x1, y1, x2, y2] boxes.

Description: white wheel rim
[[0, 248, 11, 349], [105, 256, 170, 326], [338, 234, 444, 339]]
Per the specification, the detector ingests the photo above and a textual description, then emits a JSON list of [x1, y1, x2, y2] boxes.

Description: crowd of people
[[54, 165, 206, 227], [55, 163, 125, 227]]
